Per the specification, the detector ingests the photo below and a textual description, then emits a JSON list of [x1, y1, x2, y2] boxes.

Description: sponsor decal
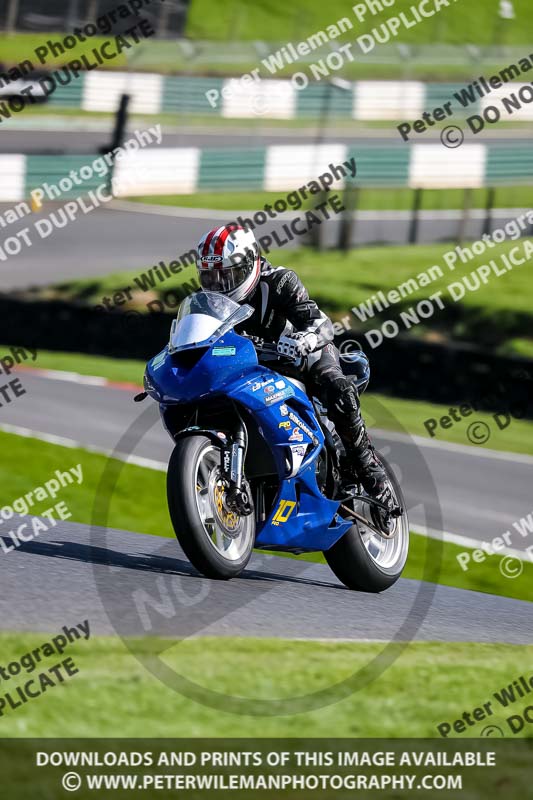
[[212, 346, 236, 356], [252, 378, 274, 392], [275, 380, 286, 390], [288, 411, 317, 443], [272, 499, 296, 526], [264, 385, 276, 394], [223, 450, 231, 472], [150, 350, 167, 369], [279, 420, 291, 430], [290, 444, 307, 458], [280, 404, 289, 416], [202, 255, 223, 264], [289, 427, 304, 442], [264, 385, 295, 406]]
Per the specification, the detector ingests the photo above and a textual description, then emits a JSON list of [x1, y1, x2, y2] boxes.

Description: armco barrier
[[8, 70, 533, 120], [3, 144, 533, 201], [0, 295, 530, 413]]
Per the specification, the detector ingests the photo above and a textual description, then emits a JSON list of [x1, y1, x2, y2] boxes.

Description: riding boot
[[336, 411, 387, 494], [326, 377, 392, 508]]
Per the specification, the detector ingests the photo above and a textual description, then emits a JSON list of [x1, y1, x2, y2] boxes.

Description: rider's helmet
[[196, 225, 261, 303]]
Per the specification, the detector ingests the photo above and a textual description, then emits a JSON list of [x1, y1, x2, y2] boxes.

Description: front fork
[[221, 421, 253, 516]]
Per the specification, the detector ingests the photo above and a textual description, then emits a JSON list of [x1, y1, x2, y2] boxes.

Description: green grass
[[279, 528, 533, 604], [3, 9, 533, 83], [0, 36, 512, 81], [129, 186, 533, 212], [14, 347, 144, 386], [186, 0, 532, 46], [277, 244, 533, 348], [499, 337, 533, 359], [2, 417, 533, 602], [361, 393, 533, 458], [0, 632, 531, 737], [0, 32, 129, 69], [0, 429, 167, 539]]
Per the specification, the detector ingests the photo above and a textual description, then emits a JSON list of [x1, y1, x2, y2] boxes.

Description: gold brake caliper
[[214, 482, 239, 531]]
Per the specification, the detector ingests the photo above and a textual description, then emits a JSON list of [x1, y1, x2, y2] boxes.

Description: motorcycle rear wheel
[[323, 453, 409, 592], [167, 436, 255, 579]]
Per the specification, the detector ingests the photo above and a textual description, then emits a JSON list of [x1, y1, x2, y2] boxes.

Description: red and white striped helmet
[[196, 225, 261, 303]]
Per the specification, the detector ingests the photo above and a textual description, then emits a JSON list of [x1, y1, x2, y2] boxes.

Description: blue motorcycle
[[142, 291, 409, 592]]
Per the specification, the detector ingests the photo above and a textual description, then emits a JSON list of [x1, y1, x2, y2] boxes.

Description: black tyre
[[167, 436, 255, 579], [324, 453, 409, 592]]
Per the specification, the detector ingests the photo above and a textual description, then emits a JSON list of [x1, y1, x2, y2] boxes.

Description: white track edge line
[[373, 427, 533, 465], [0, 423, 166, 471], [410, 525, 530, 560], [3, 424, 531, 556], [22, 373, 533, 465]]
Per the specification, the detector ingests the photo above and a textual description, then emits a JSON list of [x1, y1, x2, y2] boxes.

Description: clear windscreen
[[169, 291, 253, 352]]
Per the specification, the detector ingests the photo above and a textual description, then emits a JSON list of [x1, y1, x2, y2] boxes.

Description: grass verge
[[0, 633, 531, 737], [186, 0, 532, 46], [128, 186, 533, 213], [32, 239, 533, 351], [1, 429, 532, 602], [16, 349, 145, 386], [0, 33, 128, 68]]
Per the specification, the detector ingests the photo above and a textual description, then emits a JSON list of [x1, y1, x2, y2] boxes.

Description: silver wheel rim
[[194, 445, 254, 563], [353, 481, 409, 575]]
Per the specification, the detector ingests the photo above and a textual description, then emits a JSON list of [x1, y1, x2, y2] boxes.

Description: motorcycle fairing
[[146, 330, 352, 552]]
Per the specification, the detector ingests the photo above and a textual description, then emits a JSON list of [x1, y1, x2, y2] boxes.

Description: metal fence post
[[86, 0, 99, 25], [458, 188, 473, 244], [408, 188, 423, 244], [158, 1, 172, 37], [103, 93, 130, 196], [483, 187, 495, 236], [338, 184, 359, 251], [309, 191, 327, 251], [5, 0, 20, 33], [67, 0, 81, 30]]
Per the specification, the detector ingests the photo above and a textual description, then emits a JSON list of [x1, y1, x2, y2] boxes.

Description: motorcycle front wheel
[[167, 436, 255, 579], [323, 452, 409, 592]]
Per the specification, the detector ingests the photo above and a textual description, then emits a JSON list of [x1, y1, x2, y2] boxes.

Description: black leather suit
[[236, 258, 386, 493]]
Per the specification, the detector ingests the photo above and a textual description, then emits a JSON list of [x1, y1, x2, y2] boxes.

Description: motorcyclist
[[196, 224, 393, 511]]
